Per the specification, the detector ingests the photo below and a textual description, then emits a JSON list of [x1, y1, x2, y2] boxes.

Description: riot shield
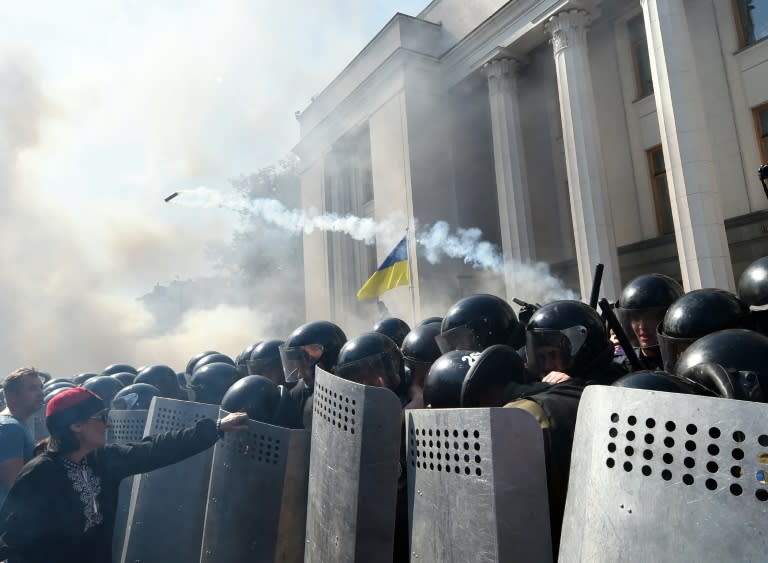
[[406, 408, 551, 562], [200, 414, 311, 563], [560, 387, 768, 561], [30, 408, 48, 442], [120, 398, 218, 563], [107, 409, 149, 563], [304, 367, 402, 563]]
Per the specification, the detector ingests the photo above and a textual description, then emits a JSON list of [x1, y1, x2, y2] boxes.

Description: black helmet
[[193, 353, 235, 373], [135, 365, 184, 399], [43, 387, 72, 405], [737, 257, 768, 308], [221, 375, 280, 423], [615, 274, 684, 351], [658, 289, 749, 372], [111, 383, 161, 410], [438, 294, 524, 354], [82, 376, 125, 408], [675, 329, 768, 402], [247, 340, 285, 384], [372, 318, 411, 348], [43, 377, 73, 389], [335, 332, 403, 391], [280, 321, 347, 384], [72, 372, 100, 385], [101, 364, 138, 377], [417, 317, 442, 327], [42, 381, 76, 395], [185, 351, 219, 378], [235, 342, 262, 376], [189, 362, 239, 405], [460, 345, 527, 407], [176, 372, 187, 389], [401, 323, 442, 386], [526, 300, 611, 379], [111, 372, 136, 387], [612, 371, 697, 394], [423, 350, 480, 408]]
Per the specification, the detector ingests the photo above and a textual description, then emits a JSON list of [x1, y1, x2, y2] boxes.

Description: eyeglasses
[[89, 411, 109, 424]]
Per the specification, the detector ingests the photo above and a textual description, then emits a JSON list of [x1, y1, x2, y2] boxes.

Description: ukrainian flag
[[357, 237, 410, 300]]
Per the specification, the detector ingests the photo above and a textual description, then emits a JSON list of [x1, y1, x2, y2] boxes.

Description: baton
[[589, 263, 604, 310], [598, 298, 644, 372], [760, 164, 768, 201]]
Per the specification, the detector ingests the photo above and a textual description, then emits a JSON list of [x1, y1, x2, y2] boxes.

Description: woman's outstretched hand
[[218, 412, 250, 432]]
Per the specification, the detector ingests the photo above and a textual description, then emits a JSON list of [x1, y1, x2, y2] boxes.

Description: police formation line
[[2, 258, 768, 562]]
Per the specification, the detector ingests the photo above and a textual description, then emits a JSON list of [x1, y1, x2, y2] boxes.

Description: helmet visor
[[615, 306, 667, 351], [335, 352, 399, 389], [657, 331, 694, 374], [279, 344, 322, 383], [435, 326, 480, 354], [525, 326, 588, 377]]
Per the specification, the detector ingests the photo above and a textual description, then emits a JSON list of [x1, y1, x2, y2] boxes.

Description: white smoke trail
[[171, 187, 578, 302]]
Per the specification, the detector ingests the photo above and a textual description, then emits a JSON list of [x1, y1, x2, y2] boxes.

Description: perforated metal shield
[[120, 398, 218, 563], [200, 415, 310, 563], [107, 409, 149, 563], [560, 387, 768, 562], [30, 408, 48, 442], [406, 408, 552, 562], [304, 367, 402, 563]]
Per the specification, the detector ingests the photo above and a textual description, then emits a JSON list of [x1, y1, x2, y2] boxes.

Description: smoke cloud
[[171, 187, 577, 304]]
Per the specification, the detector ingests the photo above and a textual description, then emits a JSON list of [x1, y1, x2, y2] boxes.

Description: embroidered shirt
[[60, 457, 103, 532]]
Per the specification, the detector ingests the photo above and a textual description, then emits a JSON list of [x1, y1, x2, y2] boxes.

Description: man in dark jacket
[[0, 387, 247, 563]]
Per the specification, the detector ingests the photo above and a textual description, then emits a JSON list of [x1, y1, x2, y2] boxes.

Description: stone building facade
[[293, 0, 768, 331]]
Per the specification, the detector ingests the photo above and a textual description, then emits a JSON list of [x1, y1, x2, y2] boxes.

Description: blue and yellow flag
[[357, 237, 410, 300]]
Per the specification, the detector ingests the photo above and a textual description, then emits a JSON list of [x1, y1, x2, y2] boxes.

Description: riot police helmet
[[335, 332, 403, 391], [460, 344, 527, 407], [236, 342, 262, 376], [737, 256, 768, 308], [221, 375, 280, 423], [43, 377, 73, 390], [525, 300, 612, 379], [43, 387, 72, 405], [72, 372, 100, 385], [247, 339, 285, 384], [82, 376, 125, 408], [423, 350, 480, 408], [135, 365, 184, 399], [437, 294, 524, 354], [280, 321, 347, 385], [657, 289, 749, 373], [193, 353, 235, 373], [111, 372, 136, 387], [675, 329, 768, 402], [612, 370, 697, 394], [417, 316, 442, 327], [372, 318, 411, 348], [185, 350, 219, 378], [101, 364, 138, 377], [42, 381, 76, 396], [189, 362, 239, 405], [615, 274, 684, 352], [111, 383, 161, 410], [401, 323, 442, 387]]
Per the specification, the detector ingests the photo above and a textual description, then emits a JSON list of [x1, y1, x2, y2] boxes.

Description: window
[[755, 103, 768, 162], [628, 15, 653, 99], [734, 0, 768, 48], [647, 146, 674, 235]]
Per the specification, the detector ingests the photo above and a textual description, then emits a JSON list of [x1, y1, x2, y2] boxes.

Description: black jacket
[[0, 418, 219, 563]]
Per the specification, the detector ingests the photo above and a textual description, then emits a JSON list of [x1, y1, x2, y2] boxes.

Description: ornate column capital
[[482, 57, 521, 80], [544, 9, 591, 54]]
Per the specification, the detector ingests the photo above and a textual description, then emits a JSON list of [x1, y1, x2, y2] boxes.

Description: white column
[[641, 0, 735, 291], [482, 58, 536, 301], [545, 9, 622, 300]]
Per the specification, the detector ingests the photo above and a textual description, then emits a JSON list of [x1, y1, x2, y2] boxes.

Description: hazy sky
[[0, 0, 426, 375]]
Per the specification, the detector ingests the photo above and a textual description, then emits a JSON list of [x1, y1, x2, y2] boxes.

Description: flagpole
[[406, 226, 417, 326]]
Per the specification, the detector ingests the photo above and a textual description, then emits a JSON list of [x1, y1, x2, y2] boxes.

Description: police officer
[[372, 318, 411, 348], [277, 321, 346, 429], [505, 300, 624, 553], [247, 340, 286, 385], [437, 294, 525, 354], [737, 256, 768, 335], [614, 274, 684, 369], [400, 322, 442, 409]]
